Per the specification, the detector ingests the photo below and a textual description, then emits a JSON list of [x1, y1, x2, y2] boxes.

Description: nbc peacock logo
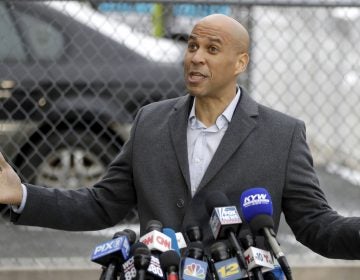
[[184, 263, 206, 279]]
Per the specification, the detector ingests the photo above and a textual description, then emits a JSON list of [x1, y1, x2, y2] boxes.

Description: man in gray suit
[[0, 14, 359, 260]]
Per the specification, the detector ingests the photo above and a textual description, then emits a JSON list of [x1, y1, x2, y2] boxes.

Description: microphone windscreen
[[159, 250, 180, 272], [133, 246, 151, 271], [123, 229, 137, 245], [185, 241, 204, 259], [205, 191, 230, 216], [249, 214, 274, 234], [185, 225, 203, 242], [210, 241, 230, 262], [240, 187, 273, 223], [146, 220, 163, 232], [238, 229, 255, 249], [130, 242, 148, 256]]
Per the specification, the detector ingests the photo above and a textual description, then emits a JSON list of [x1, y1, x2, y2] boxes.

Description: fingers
[[0, 152, 6, 169], [0, 152, 12, 172]]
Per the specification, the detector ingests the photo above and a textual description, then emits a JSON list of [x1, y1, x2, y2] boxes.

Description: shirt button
[[176, 199, 185, 208]]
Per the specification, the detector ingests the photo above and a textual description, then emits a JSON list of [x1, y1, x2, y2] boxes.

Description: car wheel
[[15, 129, 139, 224], [19, 130, 115, 188]]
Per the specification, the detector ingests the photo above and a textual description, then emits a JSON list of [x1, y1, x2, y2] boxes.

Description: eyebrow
[[188, 34, 223, 45], [188, 34, 197, 41]]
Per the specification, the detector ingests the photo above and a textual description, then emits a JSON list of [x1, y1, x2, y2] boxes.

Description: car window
[[0, 3, 26, 61], [47, 2, 185, 64], [16, 9, 64, 61]]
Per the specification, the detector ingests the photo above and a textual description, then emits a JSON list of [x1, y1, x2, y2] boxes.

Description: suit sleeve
[[282, 120, 360, 259], [11, 108, 145, 231]]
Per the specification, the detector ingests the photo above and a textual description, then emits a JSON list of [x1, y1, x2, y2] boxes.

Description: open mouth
[[188, 71, 208, 83]]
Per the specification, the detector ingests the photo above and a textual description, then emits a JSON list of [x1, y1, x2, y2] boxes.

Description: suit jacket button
[[176, 199, 185, 208]]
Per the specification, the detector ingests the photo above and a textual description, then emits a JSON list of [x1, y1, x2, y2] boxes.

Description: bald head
[[184, 13, 250, 99], [193, 14, 250, 53]]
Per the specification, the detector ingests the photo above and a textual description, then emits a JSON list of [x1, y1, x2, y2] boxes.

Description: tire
[[16, 129, 139, 224], [18, 129, 115, 189]]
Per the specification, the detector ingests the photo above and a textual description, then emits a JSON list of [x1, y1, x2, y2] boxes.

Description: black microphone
[[122, 242, 165, 280], [210, 241, 230, 262], [185, 224, 218, 279], [159, 250, 180, 280], [181, 241, 208, 280], [185, 225, 203, 242], [240, 187, 293, 280], [210, 241, 244, 280], [239, 231, 266, 280], [123, 220, 170, 280], [122, 242, 146, 280], [124, 229, 138, 244], [205, 191, 248, 271], [133, 245, 151, 280], [147, 219, 163, 231]]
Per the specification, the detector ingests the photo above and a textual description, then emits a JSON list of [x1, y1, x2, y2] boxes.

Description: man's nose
[[191, 49, 206, 64]]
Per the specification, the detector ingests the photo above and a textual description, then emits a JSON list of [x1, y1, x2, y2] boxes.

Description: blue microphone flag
[[240, 187, 273, 223], [163, 227, 180, 255], [91, 235, 130, 264]]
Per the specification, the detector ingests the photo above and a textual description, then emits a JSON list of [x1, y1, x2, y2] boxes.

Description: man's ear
[[234, 52, 249, 75]]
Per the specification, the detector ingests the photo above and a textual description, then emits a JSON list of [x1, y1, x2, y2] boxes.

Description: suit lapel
[[168, 91, 259, 193], [168, 95, 194, 190], [197, 90, 259, 190]]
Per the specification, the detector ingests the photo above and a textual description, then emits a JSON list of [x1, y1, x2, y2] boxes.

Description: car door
[[0, 2, 58, 160]]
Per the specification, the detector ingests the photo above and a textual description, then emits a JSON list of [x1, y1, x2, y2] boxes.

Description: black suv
[[0, 2, 185, 217]]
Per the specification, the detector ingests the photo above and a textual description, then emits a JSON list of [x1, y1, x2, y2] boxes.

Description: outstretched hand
[[0, 152, 22, 205]]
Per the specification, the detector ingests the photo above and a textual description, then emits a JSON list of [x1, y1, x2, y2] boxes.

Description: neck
[[195, 91, 236, 127]]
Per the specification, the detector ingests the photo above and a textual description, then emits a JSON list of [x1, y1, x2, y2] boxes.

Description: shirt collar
[[222, 86, 241, 123], [188, 86, 241, 128]]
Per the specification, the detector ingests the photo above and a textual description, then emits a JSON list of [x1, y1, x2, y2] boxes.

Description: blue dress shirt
[[187, 87, 241, 196]]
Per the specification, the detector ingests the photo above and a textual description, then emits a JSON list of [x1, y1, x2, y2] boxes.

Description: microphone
[[139, 220, 172, 254], [124, 229, 138, 244], [185, 225, 203, 242], [122, 242, 165, 280], [159, 250, 180, 280], [185, 225, 218, 279], [133, 245, 151, 280], [181, 241, 208, 280], [240, 187, 293, 280], [210, 241, 244, 280], [126, 220, 170, 279], [163, 227, 180, 255], [91, 230, 133, 280], [240, 231, 274, 280], [205, 191, 247, 271]]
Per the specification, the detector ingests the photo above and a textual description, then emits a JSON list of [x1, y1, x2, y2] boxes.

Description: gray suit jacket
[[13, 89, 360, 259]]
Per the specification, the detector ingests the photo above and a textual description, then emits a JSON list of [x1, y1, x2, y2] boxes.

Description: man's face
[[183, 21, 241, 99]]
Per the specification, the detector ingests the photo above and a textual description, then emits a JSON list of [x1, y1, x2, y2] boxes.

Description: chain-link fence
[[1, 0, 360, 272], [1, 1, 360, 193]]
